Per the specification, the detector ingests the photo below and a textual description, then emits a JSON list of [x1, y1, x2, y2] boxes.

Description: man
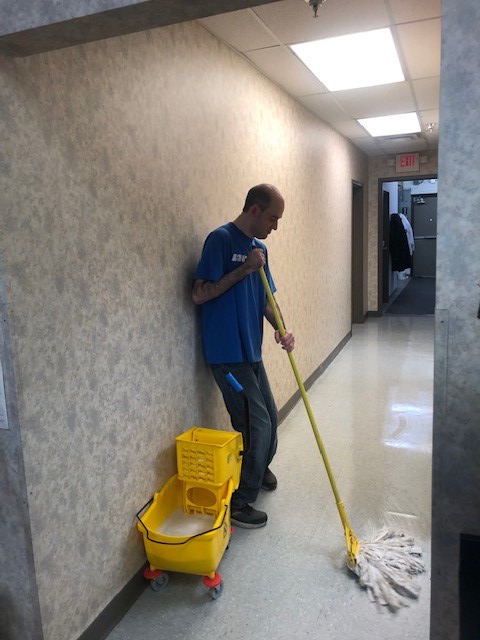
[[192, 184, 294, 528]]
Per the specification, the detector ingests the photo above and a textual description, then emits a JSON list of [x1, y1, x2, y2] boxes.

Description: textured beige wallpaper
[[0, 20, 367, 639]]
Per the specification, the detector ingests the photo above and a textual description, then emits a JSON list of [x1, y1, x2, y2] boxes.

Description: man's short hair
[[242, 184, 280, 213]]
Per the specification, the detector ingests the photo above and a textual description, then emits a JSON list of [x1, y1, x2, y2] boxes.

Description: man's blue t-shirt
[[194, 222, 276, 364]]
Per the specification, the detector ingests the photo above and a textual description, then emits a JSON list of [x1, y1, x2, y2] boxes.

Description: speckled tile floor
[[107, 316, 433, 640]]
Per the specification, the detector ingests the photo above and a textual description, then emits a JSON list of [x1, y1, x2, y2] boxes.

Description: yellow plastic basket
[[176, 427, 243, 489]]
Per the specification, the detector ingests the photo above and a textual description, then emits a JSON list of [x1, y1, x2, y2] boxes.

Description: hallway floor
[[107, 316, 433, 640]]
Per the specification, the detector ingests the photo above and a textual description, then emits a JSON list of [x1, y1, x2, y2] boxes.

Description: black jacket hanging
[[389, 213, 412, 272]]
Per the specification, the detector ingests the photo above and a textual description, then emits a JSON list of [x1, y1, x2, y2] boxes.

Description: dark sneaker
[[262, 467, 277, 491], [231, 505, 267, 529]]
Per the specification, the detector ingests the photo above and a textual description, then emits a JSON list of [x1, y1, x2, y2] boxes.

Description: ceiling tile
[[296, 93, 349, 123], [419, 109, 440, 127], [245, 46, 327, 96], [377, 136, 428, 154], [252, 0, 390, 45], [389, 0, 441, 24], [198, 10, 277, 52], [333, 120, 371, 139], [350, 138, 384, 155], [412, 77, 440, 111], [396, 18, 441, 80], [425, 132, 439, 147], [333, 82, 415, 119]]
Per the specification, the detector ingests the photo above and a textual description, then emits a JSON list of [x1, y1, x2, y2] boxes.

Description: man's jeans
[[211, 361, 278, 509]]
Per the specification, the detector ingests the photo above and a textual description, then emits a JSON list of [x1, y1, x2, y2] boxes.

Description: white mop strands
[[351, 528, 426, 610]]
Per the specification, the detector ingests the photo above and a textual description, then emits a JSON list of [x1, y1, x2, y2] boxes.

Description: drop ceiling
[[199, 0, 441, 156]]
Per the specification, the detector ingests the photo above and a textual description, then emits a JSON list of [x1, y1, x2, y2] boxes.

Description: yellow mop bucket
[[137, 475, 234, 577], [136, 420, 244, 599]]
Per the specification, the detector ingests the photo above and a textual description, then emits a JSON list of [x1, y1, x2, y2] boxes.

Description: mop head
[[350, 528, 426, 610]]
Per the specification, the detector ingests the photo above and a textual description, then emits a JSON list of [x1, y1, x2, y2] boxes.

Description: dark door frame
[[382, 189, 390, 305], [352, 180, 365, 324], [377, 173, 438, 314]]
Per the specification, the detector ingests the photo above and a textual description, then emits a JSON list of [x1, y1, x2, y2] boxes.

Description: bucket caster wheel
[[151, 572, 169, 592], [210, 581, 223, 600], [144, 568, 169, 592], [203, 572, 223, 600]]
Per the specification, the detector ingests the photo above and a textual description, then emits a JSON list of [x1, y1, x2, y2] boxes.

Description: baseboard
[[367, 310, 382, 317], [77, 563, 148, 640], [278, 330, 352, 423]]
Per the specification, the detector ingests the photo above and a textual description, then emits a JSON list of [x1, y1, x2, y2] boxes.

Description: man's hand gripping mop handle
[[259, 266, 359, 565]]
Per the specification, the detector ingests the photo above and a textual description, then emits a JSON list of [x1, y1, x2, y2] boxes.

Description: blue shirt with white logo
[[194, 222, 276, 364]]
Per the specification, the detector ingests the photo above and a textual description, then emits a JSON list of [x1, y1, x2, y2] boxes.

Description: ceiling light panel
[[290, 28, 404, 91], [357, 112, 421, 136]]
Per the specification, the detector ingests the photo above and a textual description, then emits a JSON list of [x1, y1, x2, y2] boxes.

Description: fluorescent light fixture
[[358, 112, 421, 137], [290, 28, 404, 91]]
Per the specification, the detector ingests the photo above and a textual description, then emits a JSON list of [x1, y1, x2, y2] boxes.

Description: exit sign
[[396, 153, 419, 173]]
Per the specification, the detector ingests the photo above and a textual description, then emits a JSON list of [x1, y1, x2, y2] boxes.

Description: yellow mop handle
[[260, 267, 358, 561]]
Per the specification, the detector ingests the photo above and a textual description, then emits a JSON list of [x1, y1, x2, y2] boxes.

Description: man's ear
[[249, 204, 261, 217]]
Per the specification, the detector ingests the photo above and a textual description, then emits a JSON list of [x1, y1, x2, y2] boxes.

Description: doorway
[[351, 180, 365, 324], [378, 176, 438, 315], [382, 190, 390, 304]]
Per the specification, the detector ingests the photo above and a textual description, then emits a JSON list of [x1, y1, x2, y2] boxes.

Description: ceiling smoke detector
[[305, 0, 327, 18]]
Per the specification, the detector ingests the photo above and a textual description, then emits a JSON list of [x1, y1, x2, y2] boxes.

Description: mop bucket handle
[[225, 372, 250, 455], [135, 500, 229, 546]]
